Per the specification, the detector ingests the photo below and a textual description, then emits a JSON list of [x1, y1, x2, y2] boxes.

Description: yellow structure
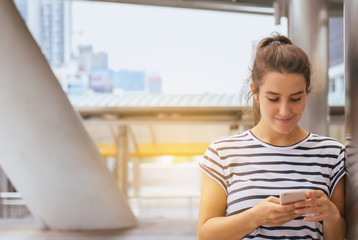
[[97, 142, 210, 158]]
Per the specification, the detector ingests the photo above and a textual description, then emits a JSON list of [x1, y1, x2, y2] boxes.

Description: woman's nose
[[279, 101, 290, 116]]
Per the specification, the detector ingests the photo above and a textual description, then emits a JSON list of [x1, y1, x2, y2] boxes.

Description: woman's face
[[252, 71, 307, 135]]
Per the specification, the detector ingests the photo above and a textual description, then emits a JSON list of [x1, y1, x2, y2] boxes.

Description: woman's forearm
[[198, 207, 261, 240], [323, 213, 346, 240]]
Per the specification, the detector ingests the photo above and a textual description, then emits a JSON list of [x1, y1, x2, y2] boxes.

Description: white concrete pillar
[[0, 0, 137, 230]]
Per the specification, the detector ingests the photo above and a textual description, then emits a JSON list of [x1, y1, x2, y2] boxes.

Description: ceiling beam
[[83, 0, 274, 15], [82, 0, 343, 16]]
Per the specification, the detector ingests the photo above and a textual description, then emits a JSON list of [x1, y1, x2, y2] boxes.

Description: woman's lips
[[275, 117, 294, 124]]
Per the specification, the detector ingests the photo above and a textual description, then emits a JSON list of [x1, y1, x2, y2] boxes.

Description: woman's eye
[[268, 98, 279, 102], [291, 98, 301, 102]]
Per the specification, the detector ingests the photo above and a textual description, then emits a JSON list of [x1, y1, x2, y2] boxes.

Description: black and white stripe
[[199, 130, 346, 240]]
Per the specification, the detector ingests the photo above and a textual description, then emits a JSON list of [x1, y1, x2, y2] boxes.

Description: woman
[[197, 34, 346, 240]]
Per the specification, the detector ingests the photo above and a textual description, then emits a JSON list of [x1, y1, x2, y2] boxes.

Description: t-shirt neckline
[[247, 129, 311, 150]]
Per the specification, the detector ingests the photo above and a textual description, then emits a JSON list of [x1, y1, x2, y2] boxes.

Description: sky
[[71, 1, 287, 95]]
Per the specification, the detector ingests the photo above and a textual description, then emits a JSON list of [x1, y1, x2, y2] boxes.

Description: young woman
[[197, 34, 346, 240]]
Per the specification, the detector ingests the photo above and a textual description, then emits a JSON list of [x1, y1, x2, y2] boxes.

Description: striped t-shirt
[[199, 130, 346, 240]]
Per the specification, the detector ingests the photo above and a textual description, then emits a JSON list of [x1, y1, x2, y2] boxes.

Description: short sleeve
[[199, 141, 228, 194], [329, 146, 346, 198]]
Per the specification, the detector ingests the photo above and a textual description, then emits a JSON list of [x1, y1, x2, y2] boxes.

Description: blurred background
[[0, 0, 346, 239]]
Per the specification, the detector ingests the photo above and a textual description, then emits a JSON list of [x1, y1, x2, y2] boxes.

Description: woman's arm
[[197, 173, 300, 240], [323, 177, 346, 239], [294, 177, 346, 240]]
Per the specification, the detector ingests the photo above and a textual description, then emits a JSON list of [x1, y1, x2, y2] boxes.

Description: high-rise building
[[113, 70, 146, 92], [90, 69, 113, 93], [14, 0, 41, 44], [14, 0, 28, 21], [147, 73, 162, 94], [39, 0, 71, 66], [14, 0, 71, 67], [78, 45, 108, 73], [78, 45, 93, 74]]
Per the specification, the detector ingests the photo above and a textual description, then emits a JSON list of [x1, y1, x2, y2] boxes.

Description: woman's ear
[[250, 83, 258, 102]]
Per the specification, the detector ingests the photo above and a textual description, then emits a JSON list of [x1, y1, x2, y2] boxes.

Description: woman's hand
[[293, 190, 341, 223], [252, 196, 301, 226]]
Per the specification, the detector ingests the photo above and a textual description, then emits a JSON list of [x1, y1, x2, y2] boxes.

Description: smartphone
[[280, 190, 306, 205]]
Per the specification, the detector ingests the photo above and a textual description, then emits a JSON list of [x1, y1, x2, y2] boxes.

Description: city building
[[90, 68, 113, 93], [147, 72, 162, 94], [14, 0, 71, 67], [78, 45, 109, 73], [113, 70, 146, 93]]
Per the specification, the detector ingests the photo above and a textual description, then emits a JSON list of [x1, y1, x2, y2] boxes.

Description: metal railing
[[0, 192, 31, 218]]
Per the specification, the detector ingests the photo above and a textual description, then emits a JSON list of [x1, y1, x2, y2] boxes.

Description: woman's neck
[[251, 123, 309, 147]]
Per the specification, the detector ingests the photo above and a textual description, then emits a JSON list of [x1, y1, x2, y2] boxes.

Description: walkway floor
[[0, 197, 199, 240], [0, 216, 197, 240]]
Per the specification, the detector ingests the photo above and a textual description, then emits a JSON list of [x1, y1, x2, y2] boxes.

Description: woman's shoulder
[[308, 133, 345, 148], [212, 130, 252, 144]]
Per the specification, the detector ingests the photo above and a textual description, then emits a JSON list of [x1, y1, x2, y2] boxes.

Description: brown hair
[[248, 33, 312, 125]]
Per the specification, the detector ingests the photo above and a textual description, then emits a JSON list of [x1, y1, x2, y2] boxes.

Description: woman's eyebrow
[[291, 91, 305, 96], [265, 91, 280, 95], [265, 90, 305, 96]]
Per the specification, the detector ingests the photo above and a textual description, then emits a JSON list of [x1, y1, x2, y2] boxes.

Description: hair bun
[[257, 33, 292, 49]]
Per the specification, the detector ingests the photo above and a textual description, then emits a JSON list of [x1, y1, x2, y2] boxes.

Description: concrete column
[[345, 0, 358, 238], [116, 126, 129, 196], [133, 157, 141, 197], [288, 0, 329, 135], [0, 0, 136, 230]]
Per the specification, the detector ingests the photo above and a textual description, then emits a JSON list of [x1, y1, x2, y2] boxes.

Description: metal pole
[[344, 0, 358, 238], [288, 0, 329, 135]]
